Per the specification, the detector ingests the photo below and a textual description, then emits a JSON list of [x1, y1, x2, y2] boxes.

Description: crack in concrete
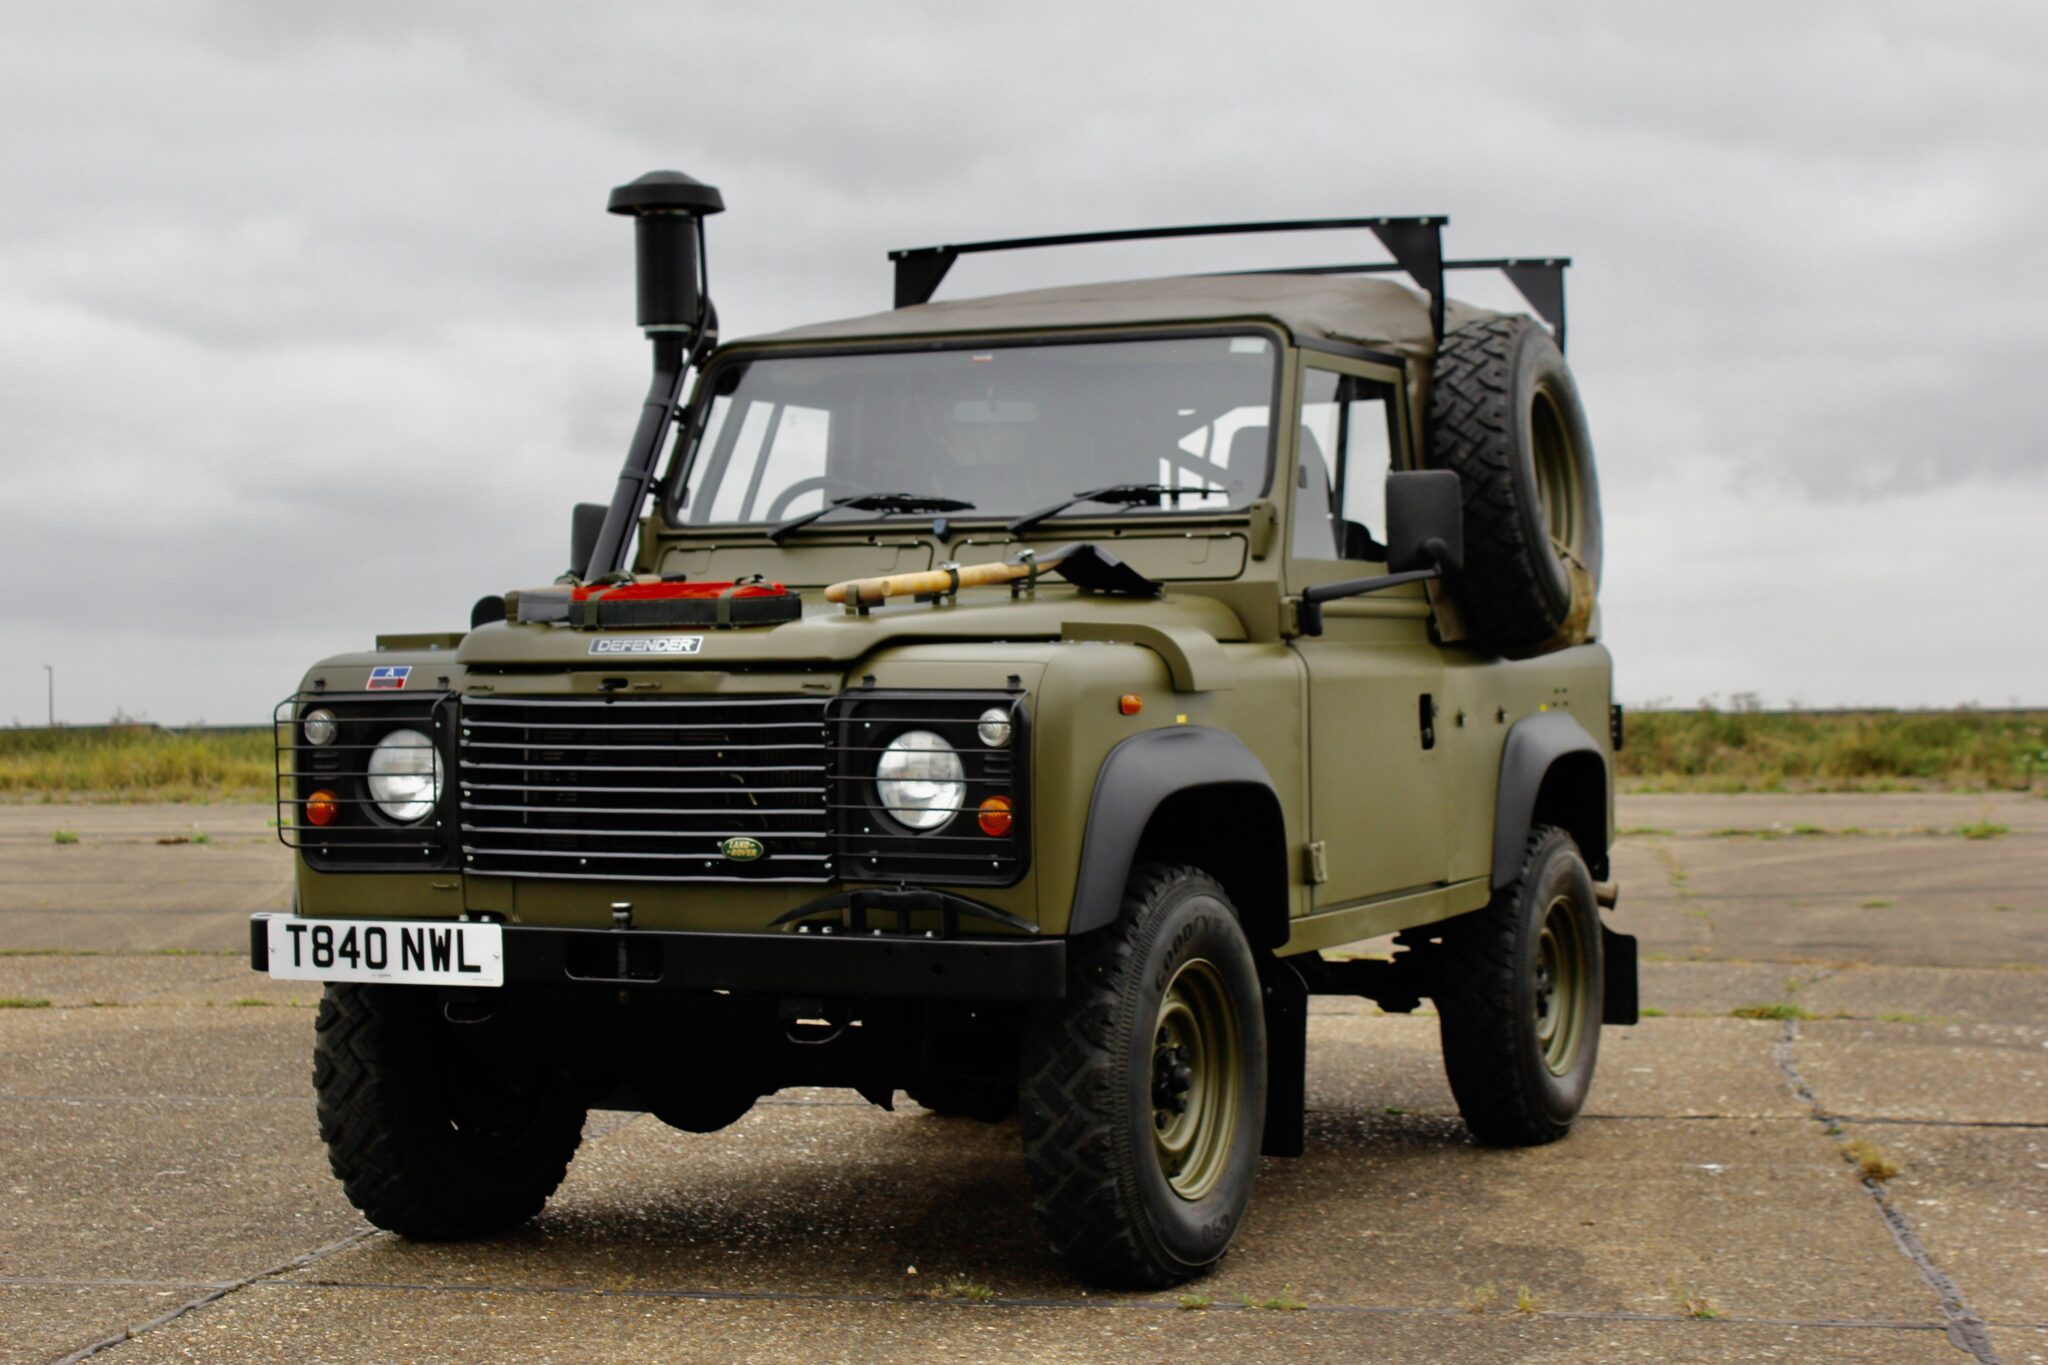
[[1819, 1114, 2048, 1131], [1773, 1018, 2003, 1363], [0, 1093, 311, 1105], [3, 1275, 233, 1290], [23, 1269, 2040, 1334], [1629, 884, 2048, 901], [48, 1227, 379, 1365], [257, 1275, 1973, 1332], [0, 950, 243, 957], [24, 1271, 2038, 1335]]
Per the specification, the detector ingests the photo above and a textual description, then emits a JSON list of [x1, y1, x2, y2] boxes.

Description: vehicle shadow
[[309, 1095, 1498, 1303]]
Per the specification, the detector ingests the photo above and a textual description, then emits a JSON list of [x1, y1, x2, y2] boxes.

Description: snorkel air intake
[[579, 170, 725, 581]]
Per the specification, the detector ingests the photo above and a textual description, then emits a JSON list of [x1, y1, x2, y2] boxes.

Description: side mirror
[[570, 502, 608, 579], [1385, 469, 1464, 576], [1296, 469, 1467, 637]]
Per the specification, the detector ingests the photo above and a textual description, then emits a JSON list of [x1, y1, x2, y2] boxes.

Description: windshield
[[667, 334, 1279, 527]]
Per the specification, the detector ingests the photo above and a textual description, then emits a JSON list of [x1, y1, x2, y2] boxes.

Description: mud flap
[[1258, 956, 1307, 1157], [1602, 926, 1639, 1025]]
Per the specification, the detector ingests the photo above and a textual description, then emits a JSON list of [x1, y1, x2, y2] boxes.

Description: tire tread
[[1019, 864, 1251, 1288], [1435, 826, 1594, 1146], [314, 984, 583, 1240], [1428, 317, 1578, 653]]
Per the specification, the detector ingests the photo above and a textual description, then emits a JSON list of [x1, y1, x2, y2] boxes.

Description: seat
[[1291, 428, 1340, 559], [1223, 425, 1270, 495]]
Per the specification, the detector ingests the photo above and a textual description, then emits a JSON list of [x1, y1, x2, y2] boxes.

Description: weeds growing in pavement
[[1732, 1002, 1815, 1021], [1844, 1139, 1900, 1182], [1667, 1276, 1720, 1319]]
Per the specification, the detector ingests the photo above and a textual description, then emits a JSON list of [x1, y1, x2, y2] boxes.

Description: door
[[1288, 359, 1450, 908]]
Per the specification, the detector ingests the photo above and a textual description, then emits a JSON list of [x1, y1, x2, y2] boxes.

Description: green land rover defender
[[253, 171, 1633, 1288]]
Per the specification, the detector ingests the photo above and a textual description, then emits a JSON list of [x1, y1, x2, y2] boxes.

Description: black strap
[[715, 574, 767, 628]]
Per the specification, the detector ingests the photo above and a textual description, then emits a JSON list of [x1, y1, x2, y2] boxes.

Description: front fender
[[1068, 726, 1286, 939]]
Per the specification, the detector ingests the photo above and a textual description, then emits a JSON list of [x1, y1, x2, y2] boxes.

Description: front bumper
[[248, 913, 1066, 1002]]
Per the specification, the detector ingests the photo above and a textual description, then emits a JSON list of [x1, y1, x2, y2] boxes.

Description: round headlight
[[875, 730, 965, 831], [302, 707, 338, 747], [367, 728, 441, 823], [975, 707, 1013, 748]]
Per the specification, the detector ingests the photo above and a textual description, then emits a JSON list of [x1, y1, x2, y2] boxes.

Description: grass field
[[2, 710, 2043, 802], [1619, 709, 2048, 793], [0, 726, 273, 803]]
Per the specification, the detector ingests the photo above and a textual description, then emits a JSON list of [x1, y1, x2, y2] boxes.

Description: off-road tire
[[1435, 826, 1604, 1145], [1428, 316, 1601, 656], [314, 984, 587, 1239], [1019, 864, 1266, 1288]]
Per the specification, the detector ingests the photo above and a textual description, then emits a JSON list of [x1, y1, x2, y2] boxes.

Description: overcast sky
[[4, 1, 2045, 725]]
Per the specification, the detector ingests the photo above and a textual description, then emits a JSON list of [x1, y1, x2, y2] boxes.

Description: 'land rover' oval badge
[[719, 836, 765, 862]]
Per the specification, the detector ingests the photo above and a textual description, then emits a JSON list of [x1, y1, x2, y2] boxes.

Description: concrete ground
[[1, 794, 2043, 1364]]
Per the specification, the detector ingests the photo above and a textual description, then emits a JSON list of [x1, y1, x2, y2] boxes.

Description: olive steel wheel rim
[[1149, 957, 1242, 1201], [1533, 894, 1589, 1076], [1530, 389, 1585, 569]]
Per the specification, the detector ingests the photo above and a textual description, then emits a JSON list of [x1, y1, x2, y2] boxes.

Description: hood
[[454, 587, 1245, 671]]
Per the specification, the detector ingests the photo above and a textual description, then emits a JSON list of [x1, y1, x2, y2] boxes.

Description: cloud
[[2, 0, 2045, 724]]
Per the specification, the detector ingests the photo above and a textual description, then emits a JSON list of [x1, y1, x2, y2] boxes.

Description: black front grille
[[457, 696, 834, 883]]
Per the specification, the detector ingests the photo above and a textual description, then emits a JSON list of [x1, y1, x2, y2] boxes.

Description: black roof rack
[[888, 217, 1569, 351]]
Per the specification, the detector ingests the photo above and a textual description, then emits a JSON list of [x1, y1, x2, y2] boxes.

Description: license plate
[[266, 917, 504, 987]]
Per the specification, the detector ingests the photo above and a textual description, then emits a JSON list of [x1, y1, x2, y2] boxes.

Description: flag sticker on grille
[[366, 665, 411, 690], [587, 636, 704, 655]]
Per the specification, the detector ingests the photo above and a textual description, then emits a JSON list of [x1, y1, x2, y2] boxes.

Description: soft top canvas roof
[[740, 273, 1504, 364]]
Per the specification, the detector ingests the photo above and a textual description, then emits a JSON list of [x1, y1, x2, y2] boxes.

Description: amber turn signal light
[[1118, 694, 1143, 715], [305, 790, 341, 827], [977, 795, 1014, 837]]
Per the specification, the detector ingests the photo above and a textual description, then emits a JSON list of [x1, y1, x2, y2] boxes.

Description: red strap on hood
[[569, 580, 789, 602]]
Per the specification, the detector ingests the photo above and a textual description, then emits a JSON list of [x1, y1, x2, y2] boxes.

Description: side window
[[1294, 368, 1400, 562], [1293, 370, 1342, 559]]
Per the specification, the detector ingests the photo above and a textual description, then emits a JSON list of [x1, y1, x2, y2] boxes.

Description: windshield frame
[[654, 324, 1288, 535]]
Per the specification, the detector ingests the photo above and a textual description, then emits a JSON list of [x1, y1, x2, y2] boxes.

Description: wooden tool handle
[[825, 557, 1044, 605]]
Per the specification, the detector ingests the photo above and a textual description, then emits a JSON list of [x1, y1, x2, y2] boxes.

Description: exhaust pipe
[[580, 170, 725, 582]]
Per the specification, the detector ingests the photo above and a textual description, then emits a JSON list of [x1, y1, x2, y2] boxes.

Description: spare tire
[[1427, 316, 1602, 657]]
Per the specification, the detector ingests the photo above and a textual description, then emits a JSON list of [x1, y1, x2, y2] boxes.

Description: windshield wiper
[[767, 492, 976, 544], [1006, 483, 1224, 538]]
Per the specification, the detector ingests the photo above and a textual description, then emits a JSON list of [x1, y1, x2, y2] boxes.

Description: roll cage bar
[[888, 216, 1570, 352]]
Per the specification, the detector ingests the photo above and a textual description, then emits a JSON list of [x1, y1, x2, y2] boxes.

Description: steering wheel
[[763, 477, 870, 522]]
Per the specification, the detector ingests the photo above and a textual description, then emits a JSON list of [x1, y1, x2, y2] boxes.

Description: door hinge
[[1247, 499, 1278, 559], [1304, 841, 1329, 885], [1419, 692, 1438, 750]]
